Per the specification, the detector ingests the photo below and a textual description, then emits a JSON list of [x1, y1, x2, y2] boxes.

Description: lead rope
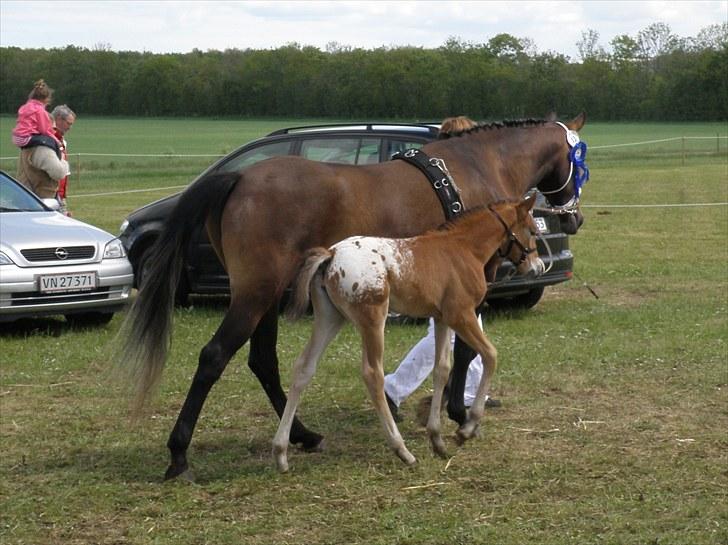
[[537, 231, 554, 275]]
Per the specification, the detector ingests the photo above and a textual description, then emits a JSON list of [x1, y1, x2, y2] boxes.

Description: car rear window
[[300, 137, 381, 165], [218, 140, 294, 172]]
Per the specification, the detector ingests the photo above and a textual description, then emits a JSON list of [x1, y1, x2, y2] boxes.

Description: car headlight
[[119, 219, 129, 234], [0, 251, 14, 265], [103, 238, 127, 259]]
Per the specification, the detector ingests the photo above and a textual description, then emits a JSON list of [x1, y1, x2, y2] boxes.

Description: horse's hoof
[[299, 433, 325, 452], [447, 408, 467, 427], [301, 437, 325, 453], [455, 422, 480, 445], [397, 449, 417, 466], [164, 466, 195, 483], [432, 441, 449, 459]]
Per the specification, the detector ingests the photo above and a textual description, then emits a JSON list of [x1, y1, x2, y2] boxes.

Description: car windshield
[[0, 174, 46, 212]]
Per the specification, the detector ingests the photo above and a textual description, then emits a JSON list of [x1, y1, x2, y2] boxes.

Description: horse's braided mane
[[438, 118, 548, 140]]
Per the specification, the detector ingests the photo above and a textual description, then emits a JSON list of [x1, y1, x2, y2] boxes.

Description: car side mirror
[[41, 198, 61, 211]]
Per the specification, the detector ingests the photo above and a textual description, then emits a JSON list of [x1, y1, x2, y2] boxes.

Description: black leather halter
[[489, 205, 536, 266], [392, 148, 464, 220]]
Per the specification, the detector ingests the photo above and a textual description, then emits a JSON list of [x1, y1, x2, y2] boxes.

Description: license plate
[[534, 217, 549, 233], [38, 272, 96, 293]]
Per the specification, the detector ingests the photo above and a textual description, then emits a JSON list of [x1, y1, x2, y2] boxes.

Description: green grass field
[[1, 117, 727, 545]]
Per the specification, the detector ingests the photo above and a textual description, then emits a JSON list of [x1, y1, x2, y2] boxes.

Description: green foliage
[[1, 23, 726, 121]]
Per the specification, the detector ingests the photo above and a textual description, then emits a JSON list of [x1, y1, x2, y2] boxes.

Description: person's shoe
[[485, 396, 502, 408], [385, 393, 402, 422]]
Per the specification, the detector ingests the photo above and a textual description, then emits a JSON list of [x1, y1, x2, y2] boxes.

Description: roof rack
[[266, 122, 441, 137]]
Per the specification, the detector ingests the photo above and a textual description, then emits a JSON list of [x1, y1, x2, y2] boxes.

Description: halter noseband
[[538, 121, 590, 215], [489, 205, 536, 266]]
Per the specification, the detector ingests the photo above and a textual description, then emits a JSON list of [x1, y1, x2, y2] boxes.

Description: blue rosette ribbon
[[569, 141, 589, 197]]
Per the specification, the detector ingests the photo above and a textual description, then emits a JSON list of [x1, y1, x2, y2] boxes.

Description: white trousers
[[384, 317, 483, 407]]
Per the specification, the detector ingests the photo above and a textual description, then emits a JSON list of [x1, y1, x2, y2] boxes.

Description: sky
[[1, 1, 726, 60]]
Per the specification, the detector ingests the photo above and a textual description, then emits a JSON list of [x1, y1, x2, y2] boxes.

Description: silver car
[[0, 171, 134, 325]]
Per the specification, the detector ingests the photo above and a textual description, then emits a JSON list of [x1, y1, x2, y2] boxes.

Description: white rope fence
[[589, 135, 727, 149], [1, 135, 726, 162], [2, 134, 726, 207]]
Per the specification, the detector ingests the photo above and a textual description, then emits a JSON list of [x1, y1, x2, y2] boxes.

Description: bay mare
[[119, 113, 586, 480], [274, 199, 541, 472]]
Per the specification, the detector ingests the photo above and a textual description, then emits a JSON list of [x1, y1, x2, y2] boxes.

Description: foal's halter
[[537, 122, 590, 216], [488, 205, 536, 266]]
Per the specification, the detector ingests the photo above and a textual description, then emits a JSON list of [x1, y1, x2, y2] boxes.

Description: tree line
[[1, 22, 726, 121]]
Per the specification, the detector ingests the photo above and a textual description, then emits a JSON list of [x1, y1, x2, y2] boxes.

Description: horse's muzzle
[[521, 257, 546, 279]]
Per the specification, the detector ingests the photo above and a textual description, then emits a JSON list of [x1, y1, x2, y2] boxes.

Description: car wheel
[[65, 312, 114, 326], [135, 246, 154, 290], [175, 276, 191, 307], [487, 286, 545, 312]]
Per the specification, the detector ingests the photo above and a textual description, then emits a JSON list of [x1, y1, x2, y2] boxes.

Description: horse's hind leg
[[272, 283, 345, 472], [165, 299, 257, 481], [355, 309, 416, 466], [249, 305, 325, 451]]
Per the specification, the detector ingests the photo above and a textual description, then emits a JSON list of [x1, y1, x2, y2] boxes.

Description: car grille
[[9, 287, 112, 306], [20, 246, 96, 262]]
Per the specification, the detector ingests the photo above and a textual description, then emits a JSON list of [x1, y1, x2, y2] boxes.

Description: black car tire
[[65, 311, 114, 326], [487, 286, 545, 311]]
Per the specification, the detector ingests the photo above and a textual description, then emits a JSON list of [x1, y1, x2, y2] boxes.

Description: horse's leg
[[248, 304, 324, 451], [449, 317, 497, 444], [355, 308, 416, 466], [165, 298, 258, 481], [426, 320, 453, 458], [447, 334, 477, 426], [272, 284, 345, 472]]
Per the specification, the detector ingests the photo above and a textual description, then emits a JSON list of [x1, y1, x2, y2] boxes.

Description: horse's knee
[[196, 343, 229, 384]]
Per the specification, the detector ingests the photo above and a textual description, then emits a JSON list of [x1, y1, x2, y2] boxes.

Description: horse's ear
[[545, 111, 558, 122], [567, 111, 586, 131]]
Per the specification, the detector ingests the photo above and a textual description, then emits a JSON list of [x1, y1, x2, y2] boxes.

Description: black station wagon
[[119, 124, 574, 310]]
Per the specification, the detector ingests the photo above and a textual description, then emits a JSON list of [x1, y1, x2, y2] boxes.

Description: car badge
[[55, 247, 69, 260]]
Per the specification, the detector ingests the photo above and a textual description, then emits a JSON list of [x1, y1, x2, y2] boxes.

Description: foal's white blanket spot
[[328, 236, 413, 301]]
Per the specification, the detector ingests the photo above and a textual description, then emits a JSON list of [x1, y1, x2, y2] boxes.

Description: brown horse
[[119, 113, 586, 480], [274, 198, 540, 472]]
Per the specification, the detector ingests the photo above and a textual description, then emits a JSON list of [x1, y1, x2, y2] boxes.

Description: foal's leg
[[249, 305, 324, 451], [354, 307, 416, 466], [272, 283, 345, 472], [449, 317, 498, 444], [426, 320, 453, 458], [165, 298, 259, 481]]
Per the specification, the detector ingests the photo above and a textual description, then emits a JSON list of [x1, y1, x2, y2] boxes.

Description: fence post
[[76, 153, 81, 187]]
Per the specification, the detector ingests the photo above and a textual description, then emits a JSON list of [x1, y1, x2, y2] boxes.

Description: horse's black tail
[[115, 171, 240, 410]]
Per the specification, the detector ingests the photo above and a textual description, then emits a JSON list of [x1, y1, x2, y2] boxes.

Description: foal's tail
[[286, 247, 332, 321], [116, 171, 240, 410]]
